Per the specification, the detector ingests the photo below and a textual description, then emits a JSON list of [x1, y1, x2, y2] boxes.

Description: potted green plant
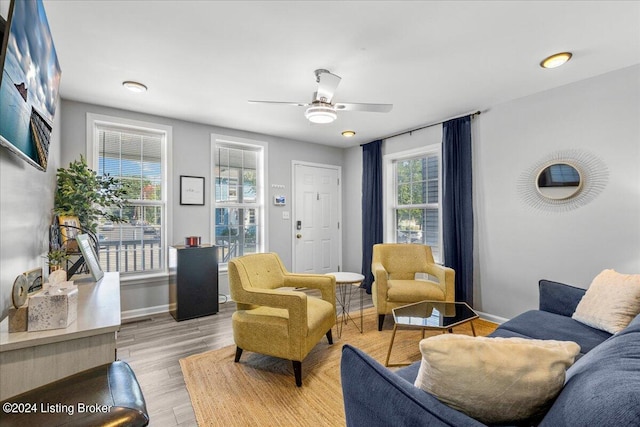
[[45, 249, 69, 271], [54, 155, 128, 234]]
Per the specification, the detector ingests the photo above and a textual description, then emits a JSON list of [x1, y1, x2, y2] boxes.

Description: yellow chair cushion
[[387, 280, 446, 303]]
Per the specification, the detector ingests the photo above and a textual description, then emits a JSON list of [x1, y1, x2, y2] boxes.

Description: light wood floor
[[117, 301, 237, 426], [116, 293, 495, 427]]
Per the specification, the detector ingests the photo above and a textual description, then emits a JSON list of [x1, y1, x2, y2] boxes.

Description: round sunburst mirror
[[535, 162, 583, 200], [518, 149, 609, 212]]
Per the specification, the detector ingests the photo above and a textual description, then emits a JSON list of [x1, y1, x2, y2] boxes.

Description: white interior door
[[293, 163, 341, 274]]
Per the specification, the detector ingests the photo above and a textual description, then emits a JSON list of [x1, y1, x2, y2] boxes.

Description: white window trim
[[86, 113, 173, 281], [211, 134, 268, 271], [383, 144, 443, 262]]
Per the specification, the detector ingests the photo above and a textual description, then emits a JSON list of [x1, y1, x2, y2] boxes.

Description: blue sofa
[[341, 280, 640, 426]]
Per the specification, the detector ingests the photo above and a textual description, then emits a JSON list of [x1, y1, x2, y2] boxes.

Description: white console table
[[0, 272, 121, 400]]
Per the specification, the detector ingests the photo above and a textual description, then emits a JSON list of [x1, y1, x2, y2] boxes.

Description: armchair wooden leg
[[378, 314, 385, 331], [234, 347, 243, 362], [292, 361, 302, 387], [326, 329, 333, 345]]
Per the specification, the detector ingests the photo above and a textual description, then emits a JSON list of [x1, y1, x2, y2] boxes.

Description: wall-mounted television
[[0, 0, 61, 171]]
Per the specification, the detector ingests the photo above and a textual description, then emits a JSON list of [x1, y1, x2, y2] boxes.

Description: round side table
[[326, 272, 364, 338]]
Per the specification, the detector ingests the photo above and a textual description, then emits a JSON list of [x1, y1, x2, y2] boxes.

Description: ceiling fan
[[249, 69, 393, 124]]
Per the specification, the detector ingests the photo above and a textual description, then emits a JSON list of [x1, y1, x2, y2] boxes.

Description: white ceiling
[[42, 1, 640, 148]]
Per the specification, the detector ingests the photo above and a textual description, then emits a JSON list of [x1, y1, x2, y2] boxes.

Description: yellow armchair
[[371, 244, 455, 330], [228, 252, 336, 386]]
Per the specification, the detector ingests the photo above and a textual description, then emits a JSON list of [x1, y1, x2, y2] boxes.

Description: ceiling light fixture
[[341, 130, 356, 137], [122, 80, 148, 93], [540, 52, 572, 69], [305, 103, 337, 124]]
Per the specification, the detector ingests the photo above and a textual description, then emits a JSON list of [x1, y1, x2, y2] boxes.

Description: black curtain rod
[[362, 110, 481, 146]]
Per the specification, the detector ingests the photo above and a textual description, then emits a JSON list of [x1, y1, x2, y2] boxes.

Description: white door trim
[[291, 160, 343, 273]]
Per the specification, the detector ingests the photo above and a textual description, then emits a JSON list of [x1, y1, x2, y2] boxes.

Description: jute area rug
[[180, 307, 497, 427]]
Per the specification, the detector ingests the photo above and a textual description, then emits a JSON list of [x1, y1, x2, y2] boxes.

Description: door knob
[[296, 233, 302, 239]]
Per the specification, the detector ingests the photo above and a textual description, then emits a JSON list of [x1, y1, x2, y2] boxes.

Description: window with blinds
[[391, 149, 442, 262], [213, 140, 264, 265], [93, 124, 166, 275]]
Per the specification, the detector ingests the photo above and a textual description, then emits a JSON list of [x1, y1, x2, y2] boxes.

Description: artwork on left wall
[[180, 175, 205, 205], [0, 0, 61, 171]]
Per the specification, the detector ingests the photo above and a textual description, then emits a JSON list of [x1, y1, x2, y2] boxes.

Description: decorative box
[[8, 305, 28, 332], [28, 285, 78, 331]]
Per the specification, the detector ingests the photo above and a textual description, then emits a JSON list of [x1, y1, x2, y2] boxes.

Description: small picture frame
[[274, 195, 286, 206], [76, 234, 104, 281], [180, 176, 205, 205], [58, 215, 81, 250]]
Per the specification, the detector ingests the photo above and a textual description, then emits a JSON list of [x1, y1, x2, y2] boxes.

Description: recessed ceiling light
[[341, 130, 356, 137], [540, 52, 572, 69], [122, 81, 148, 93]]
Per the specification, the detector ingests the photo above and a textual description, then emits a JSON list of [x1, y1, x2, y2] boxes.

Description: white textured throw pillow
[[572, 269, 640, 334], [414, 335, 580, 424]]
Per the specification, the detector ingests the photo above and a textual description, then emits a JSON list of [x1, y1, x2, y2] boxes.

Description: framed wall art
[[180, 175, 205, 205]]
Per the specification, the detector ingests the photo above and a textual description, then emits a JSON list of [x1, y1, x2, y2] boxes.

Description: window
[[212, 135, 265, 265], [385, 146, 442, 262], [87, 114, 171, 277]]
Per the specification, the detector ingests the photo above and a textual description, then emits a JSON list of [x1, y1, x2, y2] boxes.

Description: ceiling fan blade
[[335, 102, 393, 113], [248, 100, 309, 107], [315, 70, 341, 103]]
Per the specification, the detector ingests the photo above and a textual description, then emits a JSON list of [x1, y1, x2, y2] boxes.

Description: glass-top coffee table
[[385, 300, 479, 367]]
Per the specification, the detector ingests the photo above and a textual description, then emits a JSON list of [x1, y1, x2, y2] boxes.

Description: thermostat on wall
[[274, 195, 286, 206]]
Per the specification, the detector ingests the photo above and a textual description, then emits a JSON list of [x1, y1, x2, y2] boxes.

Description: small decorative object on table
[[28, 271, 78, 332], [9, 274, 29, 332], [45, 248, 69, 272], [185, 236, 201, 247], [76, 234, 104, 281]]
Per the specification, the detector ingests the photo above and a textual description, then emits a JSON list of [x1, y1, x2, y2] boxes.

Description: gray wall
[[60, 100, 344, 318], [2, 30, 637, 322], [474, 65, 640, 319], [0, 107, 61, 320], [342, 65, 640, 320]]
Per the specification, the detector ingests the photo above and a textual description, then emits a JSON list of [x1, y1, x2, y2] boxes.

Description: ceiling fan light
[[305, 105, 337, 124], [540, 52, 572, 69]]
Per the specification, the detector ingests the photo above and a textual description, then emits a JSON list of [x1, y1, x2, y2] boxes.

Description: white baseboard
[[120, 295, 232, 322], [476, 310, 509, 325], [121, 304, 170, 321]]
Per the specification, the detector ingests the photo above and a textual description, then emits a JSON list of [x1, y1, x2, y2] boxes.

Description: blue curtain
[[442, 116, 474, 306], [361, 140, 383, 293]]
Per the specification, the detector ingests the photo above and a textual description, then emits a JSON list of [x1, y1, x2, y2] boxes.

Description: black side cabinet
[[169, 245, 218, 321]]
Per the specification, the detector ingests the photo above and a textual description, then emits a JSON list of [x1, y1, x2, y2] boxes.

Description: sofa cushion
[[572, 269, 640, 334], [413, 335, 580, 425], [496, 309, 611, 353], [539, 279, 586, 316], [340, 344, 484, 427], [540, 314, 640, 426]]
